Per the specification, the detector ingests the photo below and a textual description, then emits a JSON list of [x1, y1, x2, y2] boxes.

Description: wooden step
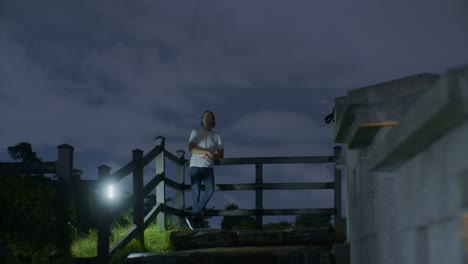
[[126, 245, 333, 264], [170, 227, 335, 250], [126, 228, 336, 263]]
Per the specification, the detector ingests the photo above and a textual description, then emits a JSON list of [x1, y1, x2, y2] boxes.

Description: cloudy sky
[[1, 0, 467, 227]]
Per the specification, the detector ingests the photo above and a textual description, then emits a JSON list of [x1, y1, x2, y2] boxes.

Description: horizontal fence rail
[[215, 156, 335, 165], [203, 208, 336, 217], [110, 161, 135, 181], [93, 136, 343, 264], [178, 182, 335, 191]]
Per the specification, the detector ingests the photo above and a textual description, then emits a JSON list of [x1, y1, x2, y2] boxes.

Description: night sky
[[1, 0, 467, 227]]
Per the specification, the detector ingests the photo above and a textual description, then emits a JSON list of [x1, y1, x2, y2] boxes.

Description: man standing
[[185, 111, 224, 230]]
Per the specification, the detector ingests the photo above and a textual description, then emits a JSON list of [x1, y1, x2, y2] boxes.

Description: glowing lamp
[[106, 184, 115, 200]]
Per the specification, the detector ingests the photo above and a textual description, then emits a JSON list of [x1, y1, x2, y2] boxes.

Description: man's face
[[202, 112, 214, 126]]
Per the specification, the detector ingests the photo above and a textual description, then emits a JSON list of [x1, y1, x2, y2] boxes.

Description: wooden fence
[[94, 136, 344, 263], [0, 139, 344, 264]]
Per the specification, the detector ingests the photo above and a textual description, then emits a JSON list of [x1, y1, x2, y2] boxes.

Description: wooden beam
[[358, 120, 399, 128], [182, 182, 335, 191], [109, 225, 138, 256], [142, 145, 162, 167], [349, 120, 400, 149], [204, 208, 335, 217], [111, 161, 135, 181], [164, 150, 185, 166], [164, 178, 187, 191], [142, 173, 164, 196], [214, 156, 335, 165], [143, 203, 163, 229]]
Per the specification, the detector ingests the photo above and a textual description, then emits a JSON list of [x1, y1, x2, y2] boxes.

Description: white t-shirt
[[188, 128, 224, 168]]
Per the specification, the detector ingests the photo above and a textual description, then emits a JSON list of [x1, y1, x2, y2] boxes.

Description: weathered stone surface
[[334, 65, 468, 264], [334, 73, 440, 143]]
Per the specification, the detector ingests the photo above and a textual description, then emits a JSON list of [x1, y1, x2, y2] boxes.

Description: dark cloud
[[1, 0, 467, 226]]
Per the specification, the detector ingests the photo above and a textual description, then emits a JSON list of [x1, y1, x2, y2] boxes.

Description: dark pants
[[189, 167, 214, 217]]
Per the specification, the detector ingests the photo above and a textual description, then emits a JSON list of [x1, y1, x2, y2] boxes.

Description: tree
[[7, 142, 42, 163], [294, 213, 331, 228], [7, 142, 43, 177], [221, 203, 256, 230], [4, 142, 93, 234]]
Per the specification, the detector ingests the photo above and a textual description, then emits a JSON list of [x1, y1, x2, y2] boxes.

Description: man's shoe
[[185, 217, 195, 230]]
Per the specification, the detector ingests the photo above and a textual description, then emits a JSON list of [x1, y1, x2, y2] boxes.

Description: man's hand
[[205, 151, 215, 159]]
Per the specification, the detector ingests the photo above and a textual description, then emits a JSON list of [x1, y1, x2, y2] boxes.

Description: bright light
[[106, 185, 115, 200]]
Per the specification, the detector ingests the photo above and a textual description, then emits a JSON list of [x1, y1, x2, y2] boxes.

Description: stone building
[[334, 65, 468, 263]]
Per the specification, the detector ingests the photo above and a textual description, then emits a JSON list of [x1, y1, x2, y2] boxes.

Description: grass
[[71, 222, 189, 264]]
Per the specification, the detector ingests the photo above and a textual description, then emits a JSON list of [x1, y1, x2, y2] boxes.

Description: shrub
[[0, 174, 73, 263]]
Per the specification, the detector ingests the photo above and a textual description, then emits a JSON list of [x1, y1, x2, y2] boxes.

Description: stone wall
[[334, 65, 468, 264]]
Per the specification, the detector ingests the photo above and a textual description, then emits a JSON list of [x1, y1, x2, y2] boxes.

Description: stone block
[[360, 160, 369, 200], [460, 169, 468, 208], [334, 73, 439, 143], [350, 239, 360, 264], [361, 196, 375, 238], [399, 227, 430, 264], [374, 177, 396, 232], [460, 213, 468, 264], [392, 160, 423, 229], [350, 201, 362, 241], [427, 218, 461, 264], [368, 66, 468, 172], [420, 145, 453, 224], [376, 231, 400, 264], [415, 226, 429, 264], [366, 235, 377, 264], [359, 237, 372, 264]]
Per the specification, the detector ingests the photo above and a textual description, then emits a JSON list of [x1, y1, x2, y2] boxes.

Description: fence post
[[255, 163, 263, 230], [334, 146, 346, 242], [97, 165, 112, 264], [56, 144, 74, 264], [334, 146, 342, 219], [132, 149, 145, 250], [155, 136, 166, 229], [174, 150, 186, 227]]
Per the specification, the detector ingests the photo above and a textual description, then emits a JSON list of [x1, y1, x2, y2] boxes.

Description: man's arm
[[188, 142, 212, 156], [215, 149, 224, 159]]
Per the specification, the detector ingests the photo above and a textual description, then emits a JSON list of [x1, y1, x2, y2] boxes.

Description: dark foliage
[[0, 174, 73, 263], [294, 213, 331, 228], [7, 142, 42, 163], [263, 221, 293, 230], [221, 203, 256, 230]]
